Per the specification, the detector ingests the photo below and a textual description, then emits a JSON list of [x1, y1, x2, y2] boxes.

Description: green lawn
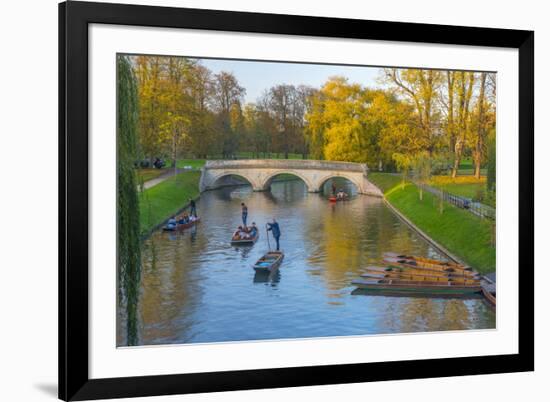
[[456, 157, 487, 176], [139, 171, 201, 235], [368, 173, 403, 193], [136, 168, 165, 183], [431, 182, 483, 199], [369, 173, 495, 274], [176, 159, 206, 169], [429, 176, 495, 207]]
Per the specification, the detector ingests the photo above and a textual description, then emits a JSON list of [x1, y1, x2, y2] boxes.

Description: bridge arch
[[260, 170, 314, 192], [316, 173, 363, 194], [207, 170, 260, 191]]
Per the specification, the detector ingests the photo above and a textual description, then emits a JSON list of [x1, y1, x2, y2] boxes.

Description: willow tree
[[117, 55, 141, 346], [383, 68, 442, 155]]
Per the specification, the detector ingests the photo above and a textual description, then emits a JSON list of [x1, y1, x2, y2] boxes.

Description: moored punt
[[253, 251, 284, 273], [482, 288, 496, 306], [364, 265, 481, 281], [361, 268, 480, 286], [230, 230, 259, 245], [351, 278, 482, 296], [384, 256, 477, 277], [162, 217, 200, 232], [384, 252, 471, 271]]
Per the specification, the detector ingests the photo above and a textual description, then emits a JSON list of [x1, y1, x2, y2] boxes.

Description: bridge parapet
[[204, 159, 368, 173]]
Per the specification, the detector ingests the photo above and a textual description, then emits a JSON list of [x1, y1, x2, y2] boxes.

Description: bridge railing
[[204, 159, 368, 173]]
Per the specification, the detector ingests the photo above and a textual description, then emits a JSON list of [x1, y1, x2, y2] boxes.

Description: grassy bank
[[176, 159, 206, 169], [137, 168, 165, 183], [430, 175, 486, 197], [369, 173, 495, 274], [139, 171, 201, 235]]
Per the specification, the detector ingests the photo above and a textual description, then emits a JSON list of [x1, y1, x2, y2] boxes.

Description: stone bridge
[[199, 159, 383, 197]]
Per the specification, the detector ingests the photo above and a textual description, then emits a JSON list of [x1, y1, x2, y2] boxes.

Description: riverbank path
[[139, 168, 191, 190]]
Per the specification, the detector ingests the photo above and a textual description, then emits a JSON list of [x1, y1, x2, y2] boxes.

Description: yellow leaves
[[430, 175, 486, 186]]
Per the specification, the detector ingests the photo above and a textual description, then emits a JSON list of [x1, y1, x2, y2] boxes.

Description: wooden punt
[[364, 265, 480, 281], [384, 252, 471, 271], [482, 287, 496, 306], [361, 270, 480, 286], [162, 217, 200, 232], [231, 230, 259, 245], [328, 196, 337, 202], [351, 278, 482, 296], [253, 251, 284, 273], [384, 256, 477, 277]]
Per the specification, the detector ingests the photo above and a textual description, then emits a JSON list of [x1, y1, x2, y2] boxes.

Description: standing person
[[331, 182, 337, 196], [241, 202, 248, 226], [267, 218, 281, 251], [189, 198, 197, 217]]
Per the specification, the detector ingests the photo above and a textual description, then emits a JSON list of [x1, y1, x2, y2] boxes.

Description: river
[[117, 178, 495, 346]]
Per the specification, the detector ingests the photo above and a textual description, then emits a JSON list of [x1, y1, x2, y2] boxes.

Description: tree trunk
[[474, 73, 487, 180], [451, 143, 463, 178]]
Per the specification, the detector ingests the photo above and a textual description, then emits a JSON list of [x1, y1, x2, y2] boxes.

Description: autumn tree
[[450, 72, 475, 177], [212, 71, 246, 157], [305, 77, 375, 162], [383, 68, 443, 155]]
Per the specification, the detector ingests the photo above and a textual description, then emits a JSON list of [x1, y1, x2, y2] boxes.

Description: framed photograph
[[59, 1, 534, 400]]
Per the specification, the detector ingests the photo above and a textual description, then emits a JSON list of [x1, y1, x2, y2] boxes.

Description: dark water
[[117, 179, 495, 346]]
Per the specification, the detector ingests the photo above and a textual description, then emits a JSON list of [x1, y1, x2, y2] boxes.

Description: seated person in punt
[[233, 225, 253, 240], [166, 216, 177, 230], [178, 213, 190, 225], [336, 189, 348, 199]]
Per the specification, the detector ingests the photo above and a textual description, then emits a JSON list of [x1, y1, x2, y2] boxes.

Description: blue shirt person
[[267, 218, 281, 251], [167, 216, 177, 230]]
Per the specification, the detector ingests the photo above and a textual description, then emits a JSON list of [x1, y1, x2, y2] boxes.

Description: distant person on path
[[189, 198, 197, 217], [267, 218, 281, 251], [241, 202, 248, 226]]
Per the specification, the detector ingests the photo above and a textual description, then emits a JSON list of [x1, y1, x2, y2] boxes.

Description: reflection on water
[[117, 179, 495, 346]]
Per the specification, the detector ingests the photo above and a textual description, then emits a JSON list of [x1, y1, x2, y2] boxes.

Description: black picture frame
[[59, 1, 534, 400]]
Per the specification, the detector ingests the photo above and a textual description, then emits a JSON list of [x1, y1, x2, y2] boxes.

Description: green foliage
[[117, 55, 141, 345]]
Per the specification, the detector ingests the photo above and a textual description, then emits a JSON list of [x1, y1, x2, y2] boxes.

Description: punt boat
[[253, 251, 284, 273], [351, 278, 482, 296], [162, 217, 200, 232], [230, 230, 259, 245], [363, 265, 481, 281], [384, 256, 477, 277], [482, 287, 496, 306], [384, 252, 471, 271], [361, 269, 480, 286]]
